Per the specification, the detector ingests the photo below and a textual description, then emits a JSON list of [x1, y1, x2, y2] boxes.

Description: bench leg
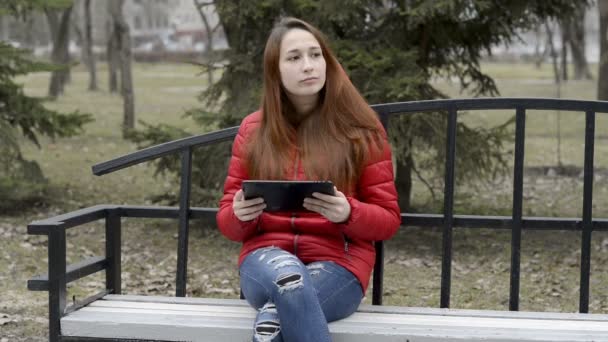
[[48, 229, 66, 342], [105, 210, 121, 294]]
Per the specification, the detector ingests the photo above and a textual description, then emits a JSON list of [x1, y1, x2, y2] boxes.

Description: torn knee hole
[[275, 272, 304, 293], [267, 254, 297, 265], [260, 302, 277, 314], [307, 263, 325, 277], [255, 320, 281, 335], [274, 260, 299, 270]]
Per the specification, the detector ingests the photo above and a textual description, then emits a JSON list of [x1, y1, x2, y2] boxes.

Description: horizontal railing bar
[[27, 205, 112, 235], [92, 99, 608, 180], [27, 275, 48, 291], [118, 205, 217, 220], [26, 205, 608, 232], [119, 205, 180, 218], [27, 256, 107, 291], [122, 208, 608, 230], [404, 214, 608, 230], [371, 98, 608, 115], [92, 126, 239, 176]]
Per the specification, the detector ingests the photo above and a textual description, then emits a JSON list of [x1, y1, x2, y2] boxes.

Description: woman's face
[[278, 28, 327, 101]]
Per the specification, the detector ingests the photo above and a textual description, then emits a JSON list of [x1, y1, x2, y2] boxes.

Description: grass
[[15, 63, 209, 208], [1, 61, 608, 341]]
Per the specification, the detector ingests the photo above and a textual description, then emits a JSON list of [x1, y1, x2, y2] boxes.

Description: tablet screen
[[242, 180, 335, 212]]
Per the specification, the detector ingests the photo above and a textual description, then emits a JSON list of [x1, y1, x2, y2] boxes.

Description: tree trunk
[[194, 0, 215, 85], [106, 1, 120, 93], [119, 19, 134, 136], [45, 6, 73, 98], [598, 0, 608, 100], [395, 154, 413, 213], [107, 31, 120, 93], [24, 14, 36, 49], [108, 0, 134, 136], [0, 16, 9, 41], [534, 25, 544, 69], [560, 20, 569, 81], [545, 21, 561, 87], [84, 0, 97, 91], [569, 10, 593, 80]]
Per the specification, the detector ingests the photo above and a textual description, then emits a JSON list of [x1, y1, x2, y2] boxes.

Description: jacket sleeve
[[216, 116, 259, 242], [339, 133, 401, 241]]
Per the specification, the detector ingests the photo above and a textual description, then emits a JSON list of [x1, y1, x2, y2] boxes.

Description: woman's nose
[[302, 57, 313, 72]]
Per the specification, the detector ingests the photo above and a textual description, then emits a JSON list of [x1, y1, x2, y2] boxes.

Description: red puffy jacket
[[217, 110, 401, 292]]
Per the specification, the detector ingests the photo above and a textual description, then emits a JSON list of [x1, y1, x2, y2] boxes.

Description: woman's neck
[[287, 93, 319, 116]]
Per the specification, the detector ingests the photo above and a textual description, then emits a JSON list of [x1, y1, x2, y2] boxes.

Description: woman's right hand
[[233, 189, 266, 221]]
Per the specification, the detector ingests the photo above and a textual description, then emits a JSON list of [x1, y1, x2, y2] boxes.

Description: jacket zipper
[[342, 234, 349, 254], [293, 232, 299, 256]]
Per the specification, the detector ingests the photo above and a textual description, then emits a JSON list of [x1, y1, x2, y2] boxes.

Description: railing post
[[48, 229, 66, 342], [372, 111, 390, 306], [509, 107, 526, 311], [579, 110, 595, 313], [440, 107, 457, 308], [176, 147, 193, 297], [105, 209, 122, 294], [372, 241, 384, 305]]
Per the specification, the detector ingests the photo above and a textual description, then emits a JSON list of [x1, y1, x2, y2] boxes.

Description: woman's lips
[[300, 77, 318, 84]]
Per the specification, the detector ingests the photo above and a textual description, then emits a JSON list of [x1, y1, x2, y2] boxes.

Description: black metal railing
[[27, 98, 608, 342]]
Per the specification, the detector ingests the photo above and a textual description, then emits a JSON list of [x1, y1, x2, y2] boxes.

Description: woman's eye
[[288, 55, 300, 61], [312, 52, 322, 58]]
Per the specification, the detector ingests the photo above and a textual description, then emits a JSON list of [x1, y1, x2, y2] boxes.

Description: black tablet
[[242, 180, 335, 212]]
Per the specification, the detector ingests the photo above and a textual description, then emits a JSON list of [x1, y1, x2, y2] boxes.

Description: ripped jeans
[[239, 247, 363, 342]]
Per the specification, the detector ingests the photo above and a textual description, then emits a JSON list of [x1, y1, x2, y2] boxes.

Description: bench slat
[[60, 296, 608, 342], [101, 294, 608, 322]]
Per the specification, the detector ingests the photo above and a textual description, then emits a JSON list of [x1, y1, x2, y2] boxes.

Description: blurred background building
[[0, 1, 599, 65], [0, 0, 228, 61]]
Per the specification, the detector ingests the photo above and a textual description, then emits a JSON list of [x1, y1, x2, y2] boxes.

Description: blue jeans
[[239, 247, 363, 342]]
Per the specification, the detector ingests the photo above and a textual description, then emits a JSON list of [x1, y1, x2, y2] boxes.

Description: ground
[[1, 61, 607, 340]]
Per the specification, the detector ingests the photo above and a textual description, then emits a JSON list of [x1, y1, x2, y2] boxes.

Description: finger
[[334, 189, 346, 199], [235, 197, 264, 209], [239, 210, 264, 221], [303, 197, 333, 209], [311, 192, 341, 202], [243, 197, 265, 206], [236, 203, 266, 216], [234, 189, 244, 201], [303, 202, 333, 215]]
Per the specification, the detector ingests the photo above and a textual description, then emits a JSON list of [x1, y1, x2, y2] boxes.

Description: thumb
[[234, 189, 244, 201], [334, 186, 346, 198]]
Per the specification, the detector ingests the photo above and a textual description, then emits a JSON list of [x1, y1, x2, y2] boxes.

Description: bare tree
[[0, 16, 8, 41], [560, 19, 569, 81], [545, 20, 564, 167], [45, 6, 73, 98], [533, 24, 547, 68], [194, 0, 220, 85], [106, 1, 120, 93], [83, 0, 97, 90], [108, 0, 134, 137], [598, 0, 608, 100], [568, 9, 593, 80]]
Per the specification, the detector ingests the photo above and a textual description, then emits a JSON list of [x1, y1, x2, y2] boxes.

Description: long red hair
[[247, 17, 384, 192]]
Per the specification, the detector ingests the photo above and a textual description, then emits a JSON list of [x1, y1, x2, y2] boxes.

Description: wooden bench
[[60, 295, 608, 341], [29, 98, 608, 342]]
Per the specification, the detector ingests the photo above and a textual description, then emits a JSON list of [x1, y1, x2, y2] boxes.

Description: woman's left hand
[[303, 187, 351, 223]]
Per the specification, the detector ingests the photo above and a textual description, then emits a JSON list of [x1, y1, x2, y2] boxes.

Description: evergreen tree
[[130, 0, 589, 210], [0, 1, 92, 212]]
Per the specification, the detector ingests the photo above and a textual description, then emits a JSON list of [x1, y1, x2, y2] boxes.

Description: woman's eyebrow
[[286, 46, 321, 54]]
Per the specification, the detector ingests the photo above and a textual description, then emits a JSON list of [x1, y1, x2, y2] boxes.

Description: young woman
[[217, 17, 401, 342]]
